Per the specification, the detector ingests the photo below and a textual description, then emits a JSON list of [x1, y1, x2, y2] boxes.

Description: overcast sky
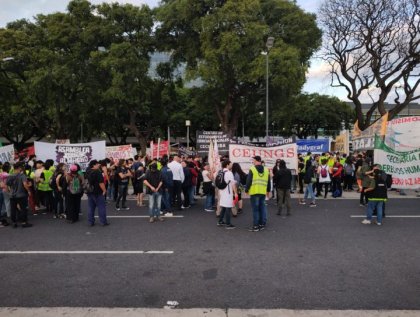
[[0, 0, 347, 99]]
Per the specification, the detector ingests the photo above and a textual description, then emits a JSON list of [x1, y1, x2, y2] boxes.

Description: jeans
[[161, 189, 172, 211], [88, 194, 107, 225], [10, 196, 29, 224], [304, 182, 315, 202], [367, 200, 384, 223], [106, 181, 114, 200], [116, 184, 128, 208], [205, 193, 215, 210], [148, 192, 162, 217], [2, 191, 11, 217], [219, 207, 232, 225], [189, 186, 195, 206], [250, 194, 266, 226]]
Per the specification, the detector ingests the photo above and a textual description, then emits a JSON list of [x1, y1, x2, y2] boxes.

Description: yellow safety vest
[[38, 169, 53, 191], [248, 166, 269, 196]]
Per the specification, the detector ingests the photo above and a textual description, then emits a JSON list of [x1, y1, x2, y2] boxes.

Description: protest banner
[[35, 141, 106, 170], [385, 116, 420, 151], [106, 145, 134, 163], [178, 146, 196, 158], [334, 131, 350, 154], [196, 131, 230, 156], [229, 138, 298, 172], [0, 145, 15, 163], [150, 140, 169, 159], [374, 136, 420, 189], [352, 113, 388, 151], [209, 139, 222, 176], [297, 139, 330, 154]]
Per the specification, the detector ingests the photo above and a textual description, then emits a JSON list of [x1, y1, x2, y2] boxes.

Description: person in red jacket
[[331, 158, 343, 197], [188, 162, 198, 206]]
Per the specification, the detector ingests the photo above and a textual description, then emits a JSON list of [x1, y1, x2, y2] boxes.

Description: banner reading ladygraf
[[0, 145, 15, 163], [106, 145, 134, 163], [374, 136, 420, 189], [352, 113, 388, 151], [297, 139, 330, 154], [334, 131, 350, 154], [229, 138, 298, 172], [196, 131, 230, 155], [35, 141, 106, 170]]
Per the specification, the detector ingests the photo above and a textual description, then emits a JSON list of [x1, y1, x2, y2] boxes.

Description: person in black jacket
[[300, 159, 317, 207], [273, 160, 292, 216]]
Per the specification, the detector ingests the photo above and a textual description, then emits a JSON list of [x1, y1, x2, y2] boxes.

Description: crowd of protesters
[[0, 150, 402, 230]]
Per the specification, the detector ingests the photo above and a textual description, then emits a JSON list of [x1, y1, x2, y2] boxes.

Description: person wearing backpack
[[245, 156, 271, 232], [216, 160, 237, 229], [65, 164, 84, 223], [361, 165, 388, 226], [317, 158, 332, 199], [232, 162, 247, 216]]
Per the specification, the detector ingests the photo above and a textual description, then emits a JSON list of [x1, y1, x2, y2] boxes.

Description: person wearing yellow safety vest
[[38, 160, 55, 215], [245, 156, 271, 232]]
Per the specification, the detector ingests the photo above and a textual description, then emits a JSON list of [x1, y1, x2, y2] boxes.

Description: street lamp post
[[185, 120, 191, 149], [263, 37, 274, 143]]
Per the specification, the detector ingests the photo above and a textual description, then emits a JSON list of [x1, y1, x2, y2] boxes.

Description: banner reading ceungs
[[229, 138, 298, 173], [374, 136, 420, 189], [35, 141, 106, 171]]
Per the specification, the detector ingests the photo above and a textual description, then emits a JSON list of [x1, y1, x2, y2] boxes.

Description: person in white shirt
[[167, 156, 184, 211], [317, 158, 332, 199], [217, 160, 238, 229]]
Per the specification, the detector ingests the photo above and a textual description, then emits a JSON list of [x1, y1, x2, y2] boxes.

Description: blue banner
[[297, 139, 330, 154]]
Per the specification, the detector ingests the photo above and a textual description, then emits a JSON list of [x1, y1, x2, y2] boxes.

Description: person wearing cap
[[361, 164, 388, 226], [86, 160, 109, 226], [245, 155, 271, 232]]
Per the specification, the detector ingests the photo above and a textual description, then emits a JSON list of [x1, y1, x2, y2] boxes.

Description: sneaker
[[217, 221, 226, 227], [248, 226, 260, 232], [101, 222, 110, 226], [309, 202, 316, 207], [376, 222, 382, 226], [259, 224, 266, 231], [88, 223, 95, 227], [115, 207, 121, 211], [21, 223, 33, 228], [237, 209, 243, 214], [149, 217, 155, 223], [12, 223, 18, 228], [165, 212, 174, 217], [157, 217, 165, 222], [359, 204, 366, 207], [361, 219, 371, 225], [299, 200, 306, 205], [122, 207, 130, 211], [204, 209, 215, 212], [53, 214, 59, 219], [225, 224, 236, 229]]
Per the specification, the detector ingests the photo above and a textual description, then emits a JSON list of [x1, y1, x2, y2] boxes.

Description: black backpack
[[215, 170, 229, 190]]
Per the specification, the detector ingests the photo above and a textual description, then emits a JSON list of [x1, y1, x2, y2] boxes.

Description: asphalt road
[[0, 196, 419, 309]]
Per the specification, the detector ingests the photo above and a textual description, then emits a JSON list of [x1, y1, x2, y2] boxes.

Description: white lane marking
[[95, 215, 184, 218], [0, 251, 174, 254], [351, 215, 420, 218]]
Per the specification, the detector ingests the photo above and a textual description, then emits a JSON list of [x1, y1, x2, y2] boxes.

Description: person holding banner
[[245, 156, 271, 232]]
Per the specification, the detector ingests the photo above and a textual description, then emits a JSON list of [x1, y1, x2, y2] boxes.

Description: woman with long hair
[[232, 162, 247, 216]]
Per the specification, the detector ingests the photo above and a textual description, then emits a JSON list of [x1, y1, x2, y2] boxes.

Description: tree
[[274, 93, 355, 139], [157, 0, 321, 137], [319, 0, 420, 130]]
